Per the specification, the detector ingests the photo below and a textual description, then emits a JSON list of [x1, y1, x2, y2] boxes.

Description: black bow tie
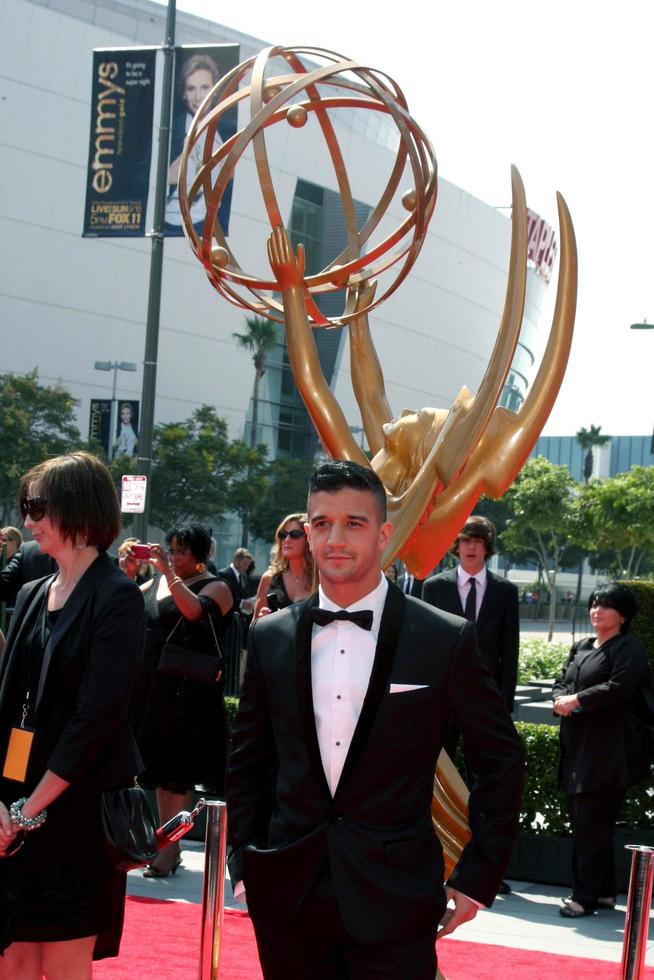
[[311, 608, 373, 631]]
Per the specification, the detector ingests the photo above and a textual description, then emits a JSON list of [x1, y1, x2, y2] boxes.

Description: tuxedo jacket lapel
[[294, 594, 332, 801], [476, 570, 496, 630], [334, 584, 406, 799], [443, 571, 464, 616]]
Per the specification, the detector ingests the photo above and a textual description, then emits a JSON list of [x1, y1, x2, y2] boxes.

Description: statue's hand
[[352, 278, 377, 315], [267, 225, 306, 290]]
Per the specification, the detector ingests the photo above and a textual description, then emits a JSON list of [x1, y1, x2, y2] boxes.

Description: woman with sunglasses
[[553, 583, 654, 918], [254, 513, 315, 619], [0, 452, 145, 977], [129, 522, 234, 877]]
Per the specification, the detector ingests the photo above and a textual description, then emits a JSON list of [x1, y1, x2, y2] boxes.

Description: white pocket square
[[389, 683, 429, 693]]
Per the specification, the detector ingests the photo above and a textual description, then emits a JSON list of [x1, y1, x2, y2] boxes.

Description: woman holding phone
[[129, 523, 234, 877]]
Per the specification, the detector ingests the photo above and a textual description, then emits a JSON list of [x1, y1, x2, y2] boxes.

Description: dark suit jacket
[[397, 573, 425, 598], [0, 541, 58, 604], [0, 553, 145, 794], [219, 565, 244, 607], [423, 568, 520, 711], [225, 584, 524, 944], [553, 634, 653, 793]]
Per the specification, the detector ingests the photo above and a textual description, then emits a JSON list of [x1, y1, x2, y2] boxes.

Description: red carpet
[[94, 897, 653, 979]]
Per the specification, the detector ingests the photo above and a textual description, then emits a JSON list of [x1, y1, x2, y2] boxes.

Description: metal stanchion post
[[198, 801, 228, 980], [621, 845, 654, 979]]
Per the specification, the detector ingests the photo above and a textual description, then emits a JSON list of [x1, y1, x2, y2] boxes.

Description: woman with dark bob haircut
[[553, 582, 654, 918], [129, 521, 234, 876], [0, 452, 145, 976]]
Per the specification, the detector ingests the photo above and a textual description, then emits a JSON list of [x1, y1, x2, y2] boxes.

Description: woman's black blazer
[[553, 634, 652, 793], [0, 552, 145, 794]]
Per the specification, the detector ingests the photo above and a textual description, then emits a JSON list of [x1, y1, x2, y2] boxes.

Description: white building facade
[[1, 0, 552, 504]]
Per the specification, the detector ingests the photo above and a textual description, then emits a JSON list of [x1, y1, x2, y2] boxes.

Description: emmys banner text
[[82, 44, 240, 238], [82, 49, 156, 237]]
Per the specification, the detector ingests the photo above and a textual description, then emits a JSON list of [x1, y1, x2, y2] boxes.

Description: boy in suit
[[226, 462, 523, 979], [422, 516, 520, 713]]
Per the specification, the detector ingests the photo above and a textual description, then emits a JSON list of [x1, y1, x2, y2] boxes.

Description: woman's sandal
[[559, 897, 596, 918], [143, 856, 183, 878]]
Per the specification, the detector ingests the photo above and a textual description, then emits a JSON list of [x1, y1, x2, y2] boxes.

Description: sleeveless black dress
[[131, 574, 231, 794], [266, 572, 292, 610]]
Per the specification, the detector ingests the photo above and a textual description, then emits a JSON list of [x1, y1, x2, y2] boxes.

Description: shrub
[[518, 638, 568, 684], [225, 696, 239, 741], [624, 580, 654, 668], [514, 722, 568, 834]]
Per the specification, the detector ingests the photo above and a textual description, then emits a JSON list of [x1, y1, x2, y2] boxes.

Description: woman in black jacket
[[0, 452, 145, 977], [553, 583, 652, 918]]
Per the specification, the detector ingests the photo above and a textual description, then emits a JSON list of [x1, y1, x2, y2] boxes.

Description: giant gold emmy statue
[[178, 45, 577, 878]]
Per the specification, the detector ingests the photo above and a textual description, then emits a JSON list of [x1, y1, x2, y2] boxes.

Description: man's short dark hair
[[308, 460, 387, 522], [451, 515, 496, 558]]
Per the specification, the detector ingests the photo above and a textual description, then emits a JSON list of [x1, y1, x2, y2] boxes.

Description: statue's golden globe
[[178, 45, 437, 326]]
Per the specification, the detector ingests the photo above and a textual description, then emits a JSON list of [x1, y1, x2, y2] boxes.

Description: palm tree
[[573, 424, 612, 625], [233, 315, 278, 545], [576, 424, 611, 483]]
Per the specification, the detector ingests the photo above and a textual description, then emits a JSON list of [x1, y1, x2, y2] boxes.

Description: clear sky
[[157, 0, 654, 437]]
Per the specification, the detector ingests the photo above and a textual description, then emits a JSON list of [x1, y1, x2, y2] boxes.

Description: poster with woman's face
[[114, 401, 139, 458], [164, 43, 240, 237]]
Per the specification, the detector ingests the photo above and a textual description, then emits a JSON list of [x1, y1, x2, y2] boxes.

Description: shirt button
[[337, 695, 342, 700], [335, 741, 341, 746], [340, 649, 345, 655]]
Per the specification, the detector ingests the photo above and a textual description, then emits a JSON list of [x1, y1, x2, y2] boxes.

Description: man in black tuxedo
[[226, 461, 523, 979], [422, 516, 520, 713]]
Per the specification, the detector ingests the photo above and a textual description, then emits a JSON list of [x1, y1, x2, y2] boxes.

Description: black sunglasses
[[21, 496, 48, 522], [279, 529, 305, 540]]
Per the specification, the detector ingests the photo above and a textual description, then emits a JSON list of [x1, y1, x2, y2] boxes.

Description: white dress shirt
[[456, 564, 487, 620], [312, 573, 388, 796]]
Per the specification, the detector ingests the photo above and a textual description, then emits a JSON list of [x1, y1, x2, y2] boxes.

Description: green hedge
[[223, 700, 654, 837], [515, 721, 654, 836], [518, 638, 568, 684], [624, 580, 654, 668]]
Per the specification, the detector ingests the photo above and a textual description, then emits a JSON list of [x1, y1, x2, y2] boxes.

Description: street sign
[[121, 474, 147, 513]]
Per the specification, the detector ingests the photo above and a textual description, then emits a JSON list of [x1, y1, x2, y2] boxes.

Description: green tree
[[148, 406, 267, 533], [0, 370, 81, 523], [248, 455, 317, 543], [232, 316, 279, 546], [577, 466, 654, 578], [501, 456, 579, 639], [576, 424, 611, 483]]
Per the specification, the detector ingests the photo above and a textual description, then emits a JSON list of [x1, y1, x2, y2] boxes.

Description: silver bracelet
[[9, 798, 47, 831]]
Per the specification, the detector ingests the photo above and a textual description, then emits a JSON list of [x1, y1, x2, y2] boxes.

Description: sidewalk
[[127, 842, 654, 967], [519, 618, 577, 643]]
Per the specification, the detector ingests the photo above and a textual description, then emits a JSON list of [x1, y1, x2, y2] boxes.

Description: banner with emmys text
[[82, 49, 156, 237]]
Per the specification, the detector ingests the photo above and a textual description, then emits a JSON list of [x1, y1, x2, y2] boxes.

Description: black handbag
[[157, 611, 223, 686], [101, 785, 159, 871]]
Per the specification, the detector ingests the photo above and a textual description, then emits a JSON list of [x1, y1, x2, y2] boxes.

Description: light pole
[[629, 320, 653, 452], [93, 360, 138, 460]]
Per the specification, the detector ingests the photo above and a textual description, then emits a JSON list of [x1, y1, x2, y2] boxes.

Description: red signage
[[526, 209, 557, 284]]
